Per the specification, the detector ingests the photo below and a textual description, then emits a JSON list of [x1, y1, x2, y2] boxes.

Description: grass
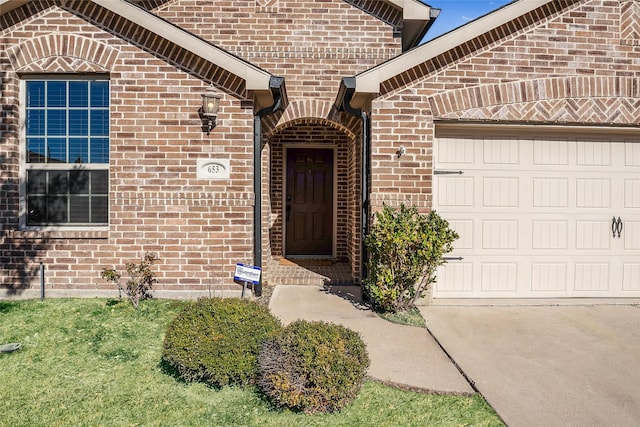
[[0, 298, 503, 426], [377, 307, 427, 328]]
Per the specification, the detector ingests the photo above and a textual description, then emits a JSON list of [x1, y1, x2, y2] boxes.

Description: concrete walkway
[[268, 285, 473, 395], [420, 304, 640, 427]]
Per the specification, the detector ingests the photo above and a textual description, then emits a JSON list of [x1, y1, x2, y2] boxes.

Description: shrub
[[162, 298, 282, 388], [100, 252, 157, 309], [364, 204, 458, 313], [257, 320, 369, 414]]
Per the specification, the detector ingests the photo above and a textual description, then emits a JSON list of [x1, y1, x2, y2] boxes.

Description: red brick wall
[[370, 0, 640, 213], [1, 5, 255, 296], [1, 0, 399, 295]]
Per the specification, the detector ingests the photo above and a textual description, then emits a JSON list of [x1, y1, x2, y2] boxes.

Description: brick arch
[[429, 76, 640, 125], [7, 34, 119, 73], [270, 99, 357, 140]]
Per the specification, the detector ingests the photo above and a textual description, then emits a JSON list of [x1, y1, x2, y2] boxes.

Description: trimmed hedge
[[257, 320, 369, 414], [162, 298, 282, 388]]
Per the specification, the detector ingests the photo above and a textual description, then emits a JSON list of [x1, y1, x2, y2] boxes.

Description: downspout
[[253, 76, 285, 297], [339, 77, 371, 286]]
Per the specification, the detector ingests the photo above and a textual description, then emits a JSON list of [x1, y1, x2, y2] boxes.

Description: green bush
[[162, 298, 282, 388], [364, 204, 458, 313], [257, 320, 369, 414]]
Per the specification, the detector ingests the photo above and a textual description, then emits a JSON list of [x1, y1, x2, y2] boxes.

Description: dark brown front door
[[285, 148, 333, 256]]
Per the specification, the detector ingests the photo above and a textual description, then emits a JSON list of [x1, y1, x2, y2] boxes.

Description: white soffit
[[90, 0, 272, 91], [356, 0, 551, 93], [387, 0, 432, 20]]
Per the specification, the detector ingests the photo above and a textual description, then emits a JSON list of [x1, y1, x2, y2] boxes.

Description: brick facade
[[369, 0, 640, 213], [0, 0, 398, 296], [3, 0, 639, 298]]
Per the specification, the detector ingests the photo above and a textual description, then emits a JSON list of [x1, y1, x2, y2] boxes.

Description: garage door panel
[[437, 137, 475, 164], [624, 180, 640, 208], [533, 139, 569, 166], [624, 142, 640, 166], [483, 177, 519, 207], [480, 263, 517, 292], [532, 221, 568, 249], [622, 264, 640, 291], [577, 140, 611, 166], [623, 221, 640, 250], [531, 263, 567, 292], [533, 178, 568, 207], [437, 263, 474, 292], [483, 138, 519, 164], [482, 220, 518, 249], [437, 176, 474, 206], [448, 220, 473, 249], [574, 263, 609, 292], [575, 221, 610, 250], [576, 179, 611, 208]]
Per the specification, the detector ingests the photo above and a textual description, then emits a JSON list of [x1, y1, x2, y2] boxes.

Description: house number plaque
[[197, 159, 230, 179]]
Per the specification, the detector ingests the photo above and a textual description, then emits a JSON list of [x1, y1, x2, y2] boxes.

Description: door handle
[[286, 205, 291, 222], [612, 216, 623, 238], [616, 217, 623, 238]]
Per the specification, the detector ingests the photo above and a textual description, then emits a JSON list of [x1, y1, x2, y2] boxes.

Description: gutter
[[253, 76, 286, 296], [336, 77, 371, 286]]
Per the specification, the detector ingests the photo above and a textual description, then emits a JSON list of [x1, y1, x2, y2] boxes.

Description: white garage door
[[433, 129, 640, 298]]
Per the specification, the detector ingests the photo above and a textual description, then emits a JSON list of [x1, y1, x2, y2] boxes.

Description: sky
[[422, 0, 514, 42]]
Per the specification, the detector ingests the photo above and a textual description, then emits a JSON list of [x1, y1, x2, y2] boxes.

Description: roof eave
[[0, 0, 29, 14]]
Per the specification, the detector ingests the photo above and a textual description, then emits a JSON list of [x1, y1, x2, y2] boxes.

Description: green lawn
[[0, 298, 503, 426]]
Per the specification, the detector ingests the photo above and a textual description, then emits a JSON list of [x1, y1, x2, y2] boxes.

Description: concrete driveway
[[420, 304, 640, 427]]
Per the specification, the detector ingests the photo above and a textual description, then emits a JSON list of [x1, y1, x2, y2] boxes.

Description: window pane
[[48, 171, 68, 195], [69, 196, 90, 222], [27, 170, 47, 194], [90, 138, 109, 164], [47, 138, 67, 163], [27, 196, 47, 224], [47, 109, 67, 136], [27, 81, 45, 107], [91, 196, 108, 223], [69, 170, 89, 194], [69, 138, 88, 164], [27, 138, 46, 163], [90, 110, 109, 136], [47, 196, 67, 223], [69, 81, 88, 107], [69, 110, 88, 135], [90, 81, 109, 107], [26, 109, 45, 135], [91, 170, 109, 194], [47, 81, 67, 107]]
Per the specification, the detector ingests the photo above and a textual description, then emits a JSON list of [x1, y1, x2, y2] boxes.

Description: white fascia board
[[386, 0, 432, 20], [91, 0, 272, 91], [356, 0, 550, 93]]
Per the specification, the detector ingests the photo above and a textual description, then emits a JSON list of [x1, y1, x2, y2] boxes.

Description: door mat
[[279, 259, 334, 267]]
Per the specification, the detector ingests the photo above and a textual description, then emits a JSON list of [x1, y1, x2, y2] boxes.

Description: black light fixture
[[201, 86, 221, 135]]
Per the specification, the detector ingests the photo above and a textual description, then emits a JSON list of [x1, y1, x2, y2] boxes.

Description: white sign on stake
[[234, 263, 261, 285]]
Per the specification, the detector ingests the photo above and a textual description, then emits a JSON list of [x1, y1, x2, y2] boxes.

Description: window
[[24, 78, 109, 226]]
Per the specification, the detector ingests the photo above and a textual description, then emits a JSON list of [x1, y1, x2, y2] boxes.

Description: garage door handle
[[612, 216, 623, 238], [442, 257, 464, 261], [434, 170, 464, 175]]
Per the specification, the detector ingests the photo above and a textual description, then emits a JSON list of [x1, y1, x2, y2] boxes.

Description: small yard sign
[[234, 263, 261, 285]]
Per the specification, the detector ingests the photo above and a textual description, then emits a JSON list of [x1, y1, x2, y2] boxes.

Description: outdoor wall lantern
[[201, 86, 221, 135]]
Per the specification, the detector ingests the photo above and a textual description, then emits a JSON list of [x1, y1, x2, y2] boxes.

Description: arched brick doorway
[[266, 119, 360, 284]]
